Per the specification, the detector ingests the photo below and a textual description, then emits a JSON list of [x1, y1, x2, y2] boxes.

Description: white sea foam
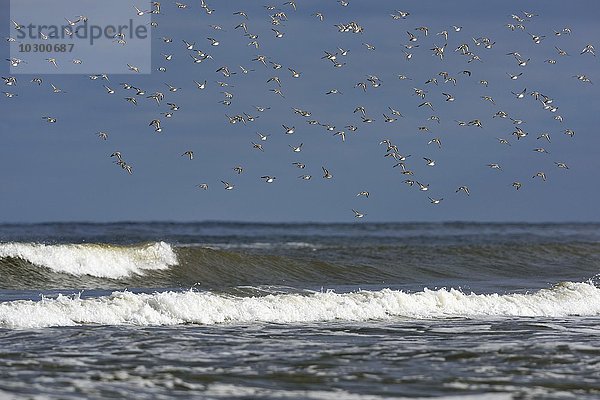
[[0, 241, 178, 278], [1, 282, 599, 329], [202, 383, 513, 400]]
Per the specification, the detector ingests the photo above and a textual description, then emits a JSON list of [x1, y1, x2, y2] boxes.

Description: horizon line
[[0, 220, 598, 226]]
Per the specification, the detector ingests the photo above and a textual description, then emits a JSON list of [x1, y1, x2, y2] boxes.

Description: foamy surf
[[1, 282, 599, 329], [0, 241, 178, 278]]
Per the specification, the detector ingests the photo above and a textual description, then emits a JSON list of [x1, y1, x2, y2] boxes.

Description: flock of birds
[[4, 1, 596, 219]]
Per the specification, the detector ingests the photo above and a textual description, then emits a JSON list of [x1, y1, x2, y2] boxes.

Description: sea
[[0, 222, 599, 399]]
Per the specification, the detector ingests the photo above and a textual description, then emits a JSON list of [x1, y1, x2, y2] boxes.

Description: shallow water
[[1, 222, 599, 399]]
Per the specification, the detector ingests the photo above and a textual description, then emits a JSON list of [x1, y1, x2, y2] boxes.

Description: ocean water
[[0, 222, 599, 399]]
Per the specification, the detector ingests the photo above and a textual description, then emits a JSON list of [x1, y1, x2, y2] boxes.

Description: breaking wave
[[1, 282, 599, 329], [0, 240, 599, 290], [0, 241, 177, 278]]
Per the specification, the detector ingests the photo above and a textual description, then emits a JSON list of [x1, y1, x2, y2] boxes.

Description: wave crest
[[1, 282, 598, 329], [0, 241, 178, 278]]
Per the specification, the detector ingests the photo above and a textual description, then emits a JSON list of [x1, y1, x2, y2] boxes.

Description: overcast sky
[[0, 0, 599, 223]]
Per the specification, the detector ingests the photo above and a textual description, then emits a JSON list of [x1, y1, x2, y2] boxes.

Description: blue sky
[[0, 0, 599, 223]]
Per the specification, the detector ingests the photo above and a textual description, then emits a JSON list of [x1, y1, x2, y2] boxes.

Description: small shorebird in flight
[[261, 176, 276, 183], [391, 10, 410, 19], [417, 182, 429, 191], [428, 138, 442, 148], [352, 209, 365, 218], [149, 119, 162, 132], [581, 44, 595, 56], [507, 72, 522, 80], [11, 20, 23, 31], [194, 80, 207, 90], [134, 5, 149, 15], [382, 114, 397, 123], [456, 186, 470, 196], [183, 40, 195, 50], [289, 143, 303, 152], [333, 131, 346, 141], [251, 142, 264, 151], [182, 151, 194, 160], [388, 107, 404, 117], [165, 83, 181, 92], [573, 74, 592, 84], [46, 58, 59, 68], [512, 88, 526, 99], [442, 93, 455, 101], [2, 76, 16, 86], [288, 68, 301, 78], [221, 181, 234, 190], [256, 132, 270, 141], [50, 84, 66, 94]]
